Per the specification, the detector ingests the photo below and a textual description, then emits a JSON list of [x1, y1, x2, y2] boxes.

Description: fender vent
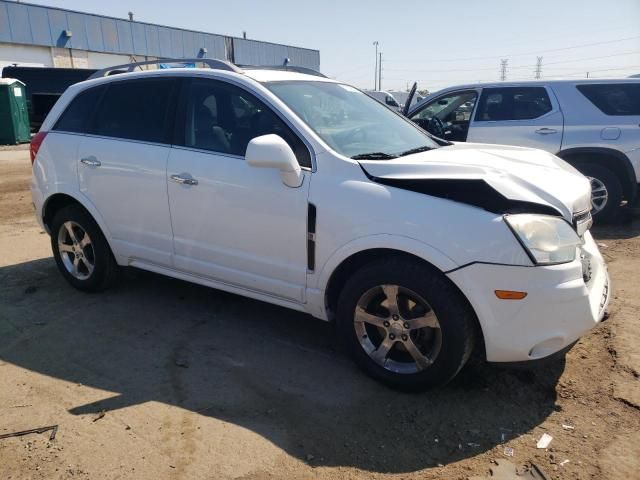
[[307, 203, 317, 271]]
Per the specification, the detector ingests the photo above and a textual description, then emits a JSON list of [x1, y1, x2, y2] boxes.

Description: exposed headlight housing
[[504, 214, 581, 265]]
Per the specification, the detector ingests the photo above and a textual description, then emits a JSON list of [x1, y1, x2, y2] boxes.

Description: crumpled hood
[[359, 143, 592, 219]]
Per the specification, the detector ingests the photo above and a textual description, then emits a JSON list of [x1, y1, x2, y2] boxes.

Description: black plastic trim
[[307, 203, 317, 271]]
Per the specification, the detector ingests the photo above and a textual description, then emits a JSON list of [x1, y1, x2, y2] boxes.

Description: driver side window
[[411, 91, 478, 122], [181, 79, 311, 168]]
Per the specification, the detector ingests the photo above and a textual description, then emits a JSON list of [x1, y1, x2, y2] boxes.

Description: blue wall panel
[[66, 13, 88, 50], [0, 3, 11, 43], [26, 5, 52, 46], [46, 8, 68, 48], [100, 18, 119, 53], [0, 0, 319, 69], [144, 24, 160, 57], [84, 15, 103, 52], [115, 19, 133, 54], [6, 2, 31, 44], [130, 22, 147, 56], [115, 19, 132, 54]]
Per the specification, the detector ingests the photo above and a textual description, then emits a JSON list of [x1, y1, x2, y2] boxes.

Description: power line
[[383, 35, 640, 64]]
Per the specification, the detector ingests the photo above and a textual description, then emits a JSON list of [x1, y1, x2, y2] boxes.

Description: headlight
[[504, 214, 581, 265]]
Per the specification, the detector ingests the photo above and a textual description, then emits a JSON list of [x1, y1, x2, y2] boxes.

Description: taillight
[[30, 131, 48, 165]]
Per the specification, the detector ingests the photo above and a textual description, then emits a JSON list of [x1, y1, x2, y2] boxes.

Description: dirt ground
[[1, 148, 639, 480]]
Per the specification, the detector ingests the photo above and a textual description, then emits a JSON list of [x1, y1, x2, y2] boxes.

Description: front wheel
[[336, 258, 477, 391]]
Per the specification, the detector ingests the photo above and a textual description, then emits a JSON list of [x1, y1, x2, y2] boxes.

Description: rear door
[[166, 78, 312, 302], [467, 86, 563, 152], [77, 77, 178, 266]]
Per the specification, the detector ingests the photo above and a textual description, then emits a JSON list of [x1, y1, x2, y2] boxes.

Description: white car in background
[[408, 79, 640, 221], [31, 60, 609, 390]]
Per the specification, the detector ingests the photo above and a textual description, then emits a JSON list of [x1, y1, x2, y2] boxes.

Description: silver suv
[[408, 79, 640, 221]]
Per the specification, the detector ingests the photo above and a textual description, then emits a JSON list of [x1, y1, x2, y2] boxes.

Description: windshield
[[265, 81, 439, 159]]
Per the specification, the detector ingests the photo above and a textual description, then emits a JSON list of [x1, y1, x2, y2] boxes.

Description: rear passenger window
[[181, 79, 311, 167], [90, 79, 176, 143], [577, 84, 640, 116], [53, 86, 105, 133], [475, 87, 552, 121]]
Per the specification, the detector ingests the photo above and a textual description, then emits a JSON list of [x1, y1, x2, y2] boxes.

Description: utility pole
[[373, 41, 379, 90], [535, 56, 543, 79], [500, 59, 508, 81], [586, 71, 590, 78], [379, 52, 383, 91]]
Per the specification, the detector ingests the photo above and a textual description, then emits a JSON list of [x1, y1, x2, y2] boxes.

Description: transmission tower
[[500, 59, 508, 81], [535, 56, 543, 79]]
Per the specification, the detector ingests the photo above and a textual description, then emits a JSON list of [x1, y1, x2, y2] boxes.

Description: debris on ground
[[562, 424, 575, 430], [559, 459, 570, 467], [0, 425, 58, 441], [92, 411, 106, 422], [536, 433, 553, 449], [305, 454, 315, 462], [503, 447, 514, 457]]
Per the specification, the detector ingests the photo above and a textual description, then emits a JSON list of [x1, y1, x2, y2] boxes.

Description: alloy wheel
[[587, 176, 608, 213], [354, 284, 442, 374], [57, 221, 95, 280]]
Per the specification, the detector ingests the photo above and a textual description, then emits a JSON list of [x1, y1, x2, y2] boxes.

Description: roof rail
[[238, 65, 327, 78], [87, 58, 243, 80]]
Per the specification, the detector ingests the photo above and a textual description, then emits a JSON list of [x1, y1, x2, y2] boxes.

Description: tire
[[576, 163, 623, 222], [50, 204, 120, 292], [336, 257, 476, 391]]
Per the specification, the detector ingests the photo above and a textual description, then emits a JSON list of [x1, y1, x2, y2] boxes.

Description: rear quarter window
[[53, 86, 105, 133], [577, 84, 640, 116]]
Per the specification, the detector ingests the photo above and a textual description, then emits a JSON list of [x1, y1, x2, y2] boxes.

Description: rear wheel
[[336, 257, 476, 391], [51, 205, 120, 291], [576, 163, 623, 222]]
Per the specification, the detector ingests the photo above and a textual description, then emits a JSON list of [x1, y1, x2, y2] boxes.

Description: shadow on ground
[[0, 257, 565, 474]]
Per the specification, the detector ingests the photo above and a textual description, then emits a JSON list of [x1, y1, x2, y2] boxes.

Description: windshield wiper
[[398, 145, 434, 157], [351, 152, 398, 160]]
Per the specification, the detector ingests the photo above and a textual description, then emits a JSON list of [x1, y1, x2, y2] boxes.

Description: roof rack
[[88, 58, 243, 80], [238, 65, 327, 78]]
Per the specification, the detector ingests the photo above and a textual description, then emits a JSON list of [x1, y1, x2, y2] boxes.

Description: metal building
[[0, 0, 320, 70]]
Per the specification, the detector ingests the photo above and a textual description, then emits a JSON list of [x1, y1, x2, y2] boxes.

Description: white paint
[[87, 51, 130, 69], [0, 42, 52, 68]]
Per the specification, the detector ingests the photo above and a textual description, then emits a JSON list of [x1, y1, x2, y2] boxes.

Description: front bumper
[[448, 231, 609, 362]]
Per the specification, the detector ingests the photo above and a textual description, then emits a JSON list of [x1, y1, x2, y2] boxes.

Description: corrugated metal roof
[[0, 0, 320, 69]]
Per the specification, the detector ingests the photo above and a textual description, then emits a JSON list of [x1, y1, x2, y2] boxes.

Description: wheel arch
[[42, 192, 115, 253], [321, 245, 486, 359], [557, 147, 637, 202]]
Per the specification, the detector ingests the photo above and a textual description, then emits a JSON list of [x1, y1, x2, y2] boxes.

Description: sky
[[24, 0, 640, 93]]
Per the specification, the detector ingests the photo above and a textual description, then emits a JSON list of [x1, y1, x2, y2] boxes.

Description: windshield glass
[[265, 81, 439, 159]]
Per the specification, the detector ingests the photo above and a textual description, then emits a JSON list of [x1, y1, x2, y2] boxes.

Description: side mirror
[[246, 134, 303, 188]]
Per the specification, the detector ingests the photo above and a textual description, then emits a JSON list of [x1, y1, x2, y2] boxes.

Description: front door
[[467, 86, 563, 152], [166, 78, 312, 302]]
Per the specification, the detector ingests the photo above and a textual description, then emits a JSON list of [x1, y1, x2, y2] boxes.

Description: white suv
[[408, 79, 640, 221], [31, 60, 609, 390]]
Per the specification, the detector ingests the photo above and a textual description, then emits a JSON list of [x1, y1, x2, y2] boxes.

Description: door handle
[[80, 156, 101, 167], [535, 128, 557, 135], [170, 174, 198, 186]]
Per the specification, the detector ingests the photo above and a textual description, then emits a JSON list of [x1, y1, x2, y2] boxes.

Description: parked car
[[31, 60, 609, 390], [407, 79, 640, 221], [364, 90, 401, 110]]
